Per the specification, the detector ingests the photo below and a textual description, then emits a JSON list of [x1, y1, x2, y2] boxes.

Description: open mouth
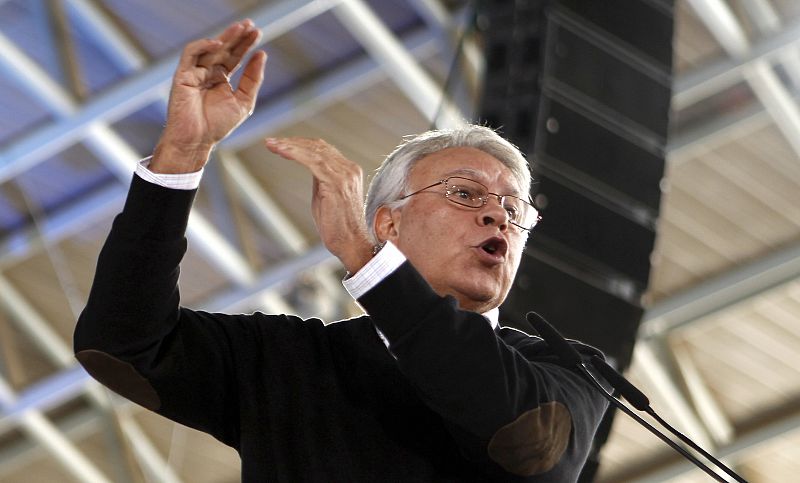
[[479, 237, 508, 258]]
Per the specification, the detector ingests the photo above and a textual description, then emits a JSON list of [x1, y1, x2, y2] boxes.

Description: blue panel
[[110, 101, 167, 155], [0, 1, 58, 145], [100, 0, 247, 57], [255, 3, 424, 102], [14, 144, 114, 218], [65, 6, 127, 95], [0, 1, 65, 84], [0, 76, 54, 146]]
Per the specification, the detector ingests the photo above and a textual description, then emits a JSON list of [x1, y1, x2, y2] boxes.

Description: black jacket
[[74, 175, 608, 482]]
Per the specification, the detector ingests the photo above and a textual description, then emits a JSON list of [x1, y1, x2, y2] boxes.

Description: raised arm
[[74, 20, 267, 445], [151, 19, 266, 174]]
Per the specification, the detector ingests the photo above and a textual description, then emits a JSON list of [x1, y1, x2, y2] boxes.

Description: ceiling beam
[[683, 0, 800, 159], [0, 1, 345, 286], [406, 0, 484, 104], [737, 0, 800, 90], [0, 6, 461, 475], [673, 11, 800, 109], [222, 25, 439, 149], [56, 0, 346, 307], [64, 0, 148, 72], [620, 408, 800, 482], [671, 342, 735, 444], [0, 274, 183, 482], [216, 151, 345, 317], [0, 183, 122, 270], [0, 376, 110, 482], [0, 400, 104, 479], [0, 0, 339, 185], [640, 239, 800, 338], [0, 30, 76, 116], [632, 339, 715, 451], [0, 366, 87, 431], [667, 99, 772, 163], [0, 5, 346, 478], [0, 23, 257, 287], [333, 0, 464, 128], [0, 0, 363, 288], [0, 25, 440, 271]]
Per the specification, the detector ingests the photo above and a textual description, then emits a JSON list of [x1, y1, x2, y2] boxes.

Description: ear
[[374, 205, 400, 243]]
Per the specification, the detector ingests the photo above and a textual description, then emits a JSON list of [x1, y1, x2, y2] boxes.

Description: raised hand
[[264, 137, 375, 274], [151, 19, 267, 174]]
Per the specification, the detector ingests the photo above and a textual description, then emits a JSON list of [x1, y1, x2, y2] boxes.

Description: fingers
[[217, 18, 251, 45], [265, 137, 338, 164], [174, 19, 265, 93], [198, 19, 261, 76], [228, 28, 262, 73], [235, 51, 267, 112], [265, 137, 362, 181], [176, 38, 223, 80]]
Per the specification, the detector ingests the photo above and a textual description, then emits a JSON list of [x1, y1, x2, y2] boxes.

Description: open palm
[[153, 19, 266, 173]]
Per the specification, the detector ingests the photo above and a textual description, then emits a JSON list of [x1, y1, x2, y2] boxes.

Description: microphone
[[590, 355, 746, 483], [525, 312, 746, 483], [589, 355, 649, 411]]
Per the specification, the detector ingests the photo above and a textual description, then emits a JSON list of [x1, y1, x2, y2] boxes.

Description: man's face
[[377, 146, 528, 314]]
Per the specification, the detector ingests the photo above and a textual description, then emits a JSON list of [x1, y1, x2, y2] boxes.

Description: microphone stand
[[525, 312, 747, 483], [590, 355, 746, 483]]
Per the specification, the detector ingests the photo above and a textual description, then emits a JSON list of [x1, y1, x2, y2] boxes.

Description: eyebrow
[[444, 168, 522, 197]]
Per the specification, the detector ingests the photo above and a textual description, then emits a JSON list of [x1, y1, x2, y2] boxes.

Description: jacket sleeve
[[357, 261, 609, 480], [73, 175, 244, 446]]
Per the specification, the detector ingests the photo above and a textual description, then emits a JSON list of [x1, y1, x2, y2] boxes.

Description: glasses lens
[[502, 197, 523, 223], [505, 196, 539, 230], [445, 177, 540, 230], [446, 178, 486, 207]]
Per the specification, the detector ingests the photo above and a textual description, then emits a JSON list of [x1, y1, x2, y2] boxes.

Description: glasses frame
[[398, 176, 541, 231]]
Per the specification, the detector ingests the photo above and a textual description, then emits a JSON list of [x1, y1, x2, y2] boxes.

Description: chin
[[454, 287, 504, 312]]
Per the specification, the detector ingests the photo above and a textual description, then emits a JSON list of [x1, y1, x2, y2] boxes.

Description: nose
[[479, 195, 509, 231]]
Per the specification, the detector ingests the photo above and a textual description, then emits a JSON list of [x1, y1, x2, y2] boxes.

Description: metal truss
[[0, 0, 467, 480], [2, 0, 799, 481], [617, 2, 800, 480]]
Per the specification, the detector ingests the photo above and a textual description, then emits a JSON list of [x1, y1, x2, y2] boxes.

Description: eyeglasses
[[398, 176, 541, 231]]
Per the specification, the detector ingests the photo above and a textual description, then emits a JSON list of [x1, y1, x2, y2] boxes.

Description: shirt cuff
[[135, 156, 204, 190], [343, 241, 406, 300]]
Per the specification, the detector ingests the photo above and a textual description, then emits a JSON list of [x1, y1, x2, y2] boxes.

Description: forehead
[[410, 147, 521, 194]]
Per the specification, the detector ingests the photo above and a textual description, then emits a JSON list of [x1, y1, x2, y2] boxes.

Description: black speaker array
[[478, 2, 673, 479], [480, 0, 673, 370], [479, 1, 674, 479]]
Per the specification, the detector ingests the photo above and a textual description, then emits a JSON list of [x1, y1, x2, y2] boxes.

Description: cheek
[[506, 240, 526, 272], [404, 204, 459, 240], [398, 210, 467, 268]]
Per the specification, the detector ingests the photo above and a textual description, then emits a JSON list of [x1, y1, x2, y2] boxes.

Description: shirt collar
[[483, 307, 499, 330]]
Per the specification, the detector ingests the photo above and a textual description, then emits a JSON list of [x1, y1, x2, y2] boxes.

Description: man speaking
[[74, 19, 607, 482]]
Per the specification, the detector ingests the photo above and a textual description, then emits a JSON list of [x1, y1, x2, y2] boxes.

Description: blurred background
[[0, 0, 798, 481]]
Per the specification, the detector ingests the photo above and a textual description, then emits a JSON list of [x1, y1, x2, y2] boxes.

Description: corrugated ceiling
[[0, 0, 798, 481]]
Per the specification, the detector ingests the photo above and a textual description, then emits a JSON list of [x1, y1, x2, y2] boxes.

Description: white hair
[[364, 125, 531, 243]]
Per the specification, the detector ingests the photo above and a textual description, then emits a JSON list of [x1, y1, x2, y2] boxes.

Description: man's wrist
[[150, 140, 213, 174], [342, 241, 406, 301], [340, 238, 378, 276]]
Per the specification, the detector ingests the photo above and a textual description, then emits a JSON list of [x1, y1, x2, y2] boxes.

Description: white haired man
[[75, 20, 607, 482]]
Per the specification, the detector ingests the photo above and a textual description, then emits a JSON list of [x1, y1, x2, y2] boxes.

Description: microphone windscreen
[[591, 355, 650, 411], [525, 311, 583, 367]]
